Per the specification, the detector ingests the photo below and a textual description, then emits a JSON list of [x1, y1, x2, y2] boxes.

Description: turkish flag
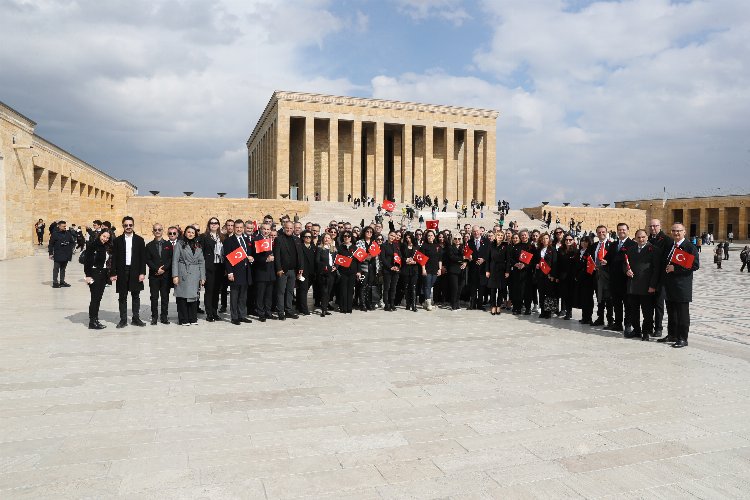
[[226, 246, 248, 266], [463, 245, 473, 259], [586, 255, 596, 275], [597, 243, 607, 262], [368, 242, 381, 256], [253, 220, 258, 232], [671, 247, 695, 269], [353, 247, 367, 262], [254, 238, 272, 253], [413, 250, 428, 265], [393, 253, 402, 265], [519, 250, 533, 265], [425, 220, 439, 230], [382, 199, 396, 212], [335, 254, 352, 268], [539, 259, 551, 275]]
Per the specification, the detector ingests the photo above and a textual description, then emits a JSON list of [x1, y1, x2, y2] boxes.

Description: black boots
[[89, 319, 106, 330]]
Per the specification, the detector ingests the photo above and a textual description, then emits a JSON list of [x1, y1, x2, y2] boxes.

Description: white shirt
[[124, 234, 133, 266], [540, 248, 547, 259]]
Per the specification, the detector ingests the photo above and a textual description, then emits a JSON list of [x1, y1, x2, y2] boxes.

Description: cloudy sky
[[1, 0, 749, 207]]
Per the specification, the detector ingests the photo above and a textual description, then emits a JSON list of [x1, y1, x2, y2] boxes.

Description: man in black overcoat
[[603, 223, 636, 332], [624, 229, 662, 340], [466, 226, 489, 310], [252, 223, 276, 322], [659, 223, 700, 348], [223, 220, 254, 325], [145, 223, 173, 325], [110, 216, 147, 328], [273, 220, 303, 320], [648, 219, 673, 336]]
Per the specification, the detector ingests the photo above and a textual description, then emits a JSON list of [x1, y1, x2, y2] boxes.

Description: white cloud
[[393, 0, 471, 26]]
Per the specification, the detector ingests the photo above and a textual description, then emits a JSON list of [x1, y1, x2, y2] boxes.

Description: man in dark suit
[[223, 220, 254, 325], [273, 220, 303, 320], [592, 225, 613, 326], [624, 229, 661, 340], [648, 219, 673, 336], [252, 223, 275, 322], [603, 223, 636, 332], [659, 223, 699, 348], [48, 220, 77, 288], [110, 216, 147, 328], [466, 226, 489, 310], [145, 223, 173, 325]]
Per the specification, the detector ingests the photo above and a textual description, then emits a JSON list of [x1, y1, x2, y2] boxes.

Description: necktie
[[618, 240, 623, 251], [239, 236, 247, 253], [597, 242, 605, 263], [157, 241, 161, 258]]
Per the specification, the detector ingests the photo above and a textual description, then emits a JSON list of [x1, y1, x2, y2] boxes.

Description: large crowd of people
[[43, 208, 707, 348]]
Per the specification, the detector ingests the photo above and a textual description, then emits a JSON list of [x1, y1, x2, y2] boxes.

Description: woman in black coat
[[533, 233, 556, 319], [555, 234, 579, 320], [315, 233, 337, 317], [400, 232, 420, 312], [380, 231, 402, 311], [507, 232, 532, 315], [83, 230, 113, 329], [200, 218, 225, 321], [446, 235, 466, 310], [485, 229, 508, 315], [336, 230, 357, 313], [575, 235, 596, 324]]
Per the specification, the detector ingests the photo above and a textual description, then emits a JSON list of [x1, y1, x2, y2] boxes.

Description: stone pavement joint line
[[0, 254, 749, 498]]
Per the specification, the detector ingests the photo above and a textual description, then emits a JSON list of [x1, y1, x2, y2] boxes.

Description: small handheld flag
[[519, 250, 533, 265], [334, 254, 352, 268], [227, 246, 248, 266], [413, 250, 428, 265], [539, 259, 551, 275], [425, 220, 439, 230], [353, 247, 367, 262], [463, 245, 473, 259], [254, 238, 272, 253], [671, 248, 695, 269], [393, 253, 402, 265], [382, 199, 396, 212], [368, 242, 381, 256], [586, 255, 596, 275]]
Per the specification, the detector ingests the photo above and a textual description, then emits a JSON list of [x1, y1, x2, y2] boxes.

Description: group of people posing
[[48, 213, 698, 348]]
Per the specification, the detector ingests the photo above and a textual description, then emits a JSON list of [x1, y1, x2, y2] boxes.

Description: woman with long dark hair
[[419, 230, 441, 311], [172, 226, 205, 326], [486, 228, 507, 315], [446, 235, 466, 310], [576, 235, 596, 324], [356, 226, 377, 311], [555, 233, 579, 320], [400, 232, 420, 312], [336, 231, 357, 313], [380, 231, 402, 311], [534, 232, 555, 319], [316, 233, 337, 317], [201, 217, 225, 321], [84, 230, 112, 329]]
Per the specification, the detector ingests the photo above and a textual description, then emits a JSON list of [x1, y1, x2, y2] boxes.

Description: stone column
[[425, 125, 434, 199], [445, 126, 456, 204], [316, 120, 329, 202], [699, 207, 707, 236], [683, 207, 692, 237], [276, 113, 290, 199], [393, 127, 402, 202], [304, 115, 314, 201], [484, 127, 496, 205], [718, 207, 727, 240], [465, 129, 474, 203], [403, 124, 413, 204], [352, 119, 362, 199], [739, 204, 748, 239], [329, 119, 339, 202], [375, 121, 385, 201]]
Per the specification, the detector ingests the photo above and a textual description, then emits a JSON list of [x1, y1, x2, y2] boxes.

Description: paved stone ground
[[1, 251, 749, 499]]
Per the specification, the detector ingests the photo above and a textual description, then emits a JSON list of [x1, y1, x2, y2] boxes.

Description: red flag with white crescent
[[539, 259, 551, 275], [254, 238, 272, 253], [586, 255, 596, 275], [425, 220, 439, 230], [226, 245, 248, 266], [463, 245, 473, 259], [382, 199, 396, 212], [670, 247, 695, 269], [393, 253, 402, 265], [413, 250, 429, 265], [368, 242, 381, 256], [519, 250, 533, 265], [353, 247, 367, 262], [335, 254, 352, 268]]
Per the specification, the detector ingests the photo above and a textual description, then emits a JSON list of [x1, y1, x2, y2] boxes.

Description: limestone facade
[[247, 91, 499, 205], [616, 195, 750, 240], [523, 205, 647, 234], [0, 101, 135, 260]]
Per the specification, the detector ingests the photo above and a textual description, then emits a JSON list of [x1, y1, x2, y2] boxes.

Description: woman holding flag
[[556, 233, 579, 320], [355, 226, 377, 311], [533, 232, 555, 319], [380, 231, 402, 311], [418, 230, 441, 311], [400, 232, 420, 312], [575, 236, 596, 325], [486, 228, 508, 315], [336, 230, 357, 314], [316, 233, 337, 317]]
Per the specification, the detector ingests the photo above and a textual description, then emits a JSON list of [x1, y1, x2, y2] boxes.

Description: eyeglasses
[[303, 235, 312, 238], [565, 239, 574, 242], [123, 223, 133, 228], [153, 229, 162, 232], [210, 221, 219, 225], [168, 232, 177, 235]]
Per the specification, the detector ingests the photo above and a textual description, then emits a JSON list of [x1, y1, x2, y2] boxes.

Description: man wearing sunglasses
[[110, 216, 147, 328], [145, 223, 173, 325]]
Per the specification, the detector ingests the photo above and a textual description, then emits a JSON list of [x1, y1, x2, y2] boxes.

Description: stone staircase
[[303, 202, 549, 232]]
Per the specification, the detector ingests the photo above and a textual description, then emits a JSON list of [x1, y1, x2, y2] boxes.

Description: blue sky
[[1, 0, 749, 207]]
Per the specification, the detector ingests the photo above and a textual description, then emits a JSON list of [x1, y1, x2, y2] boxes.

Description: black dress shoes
[[277, 314, 286, 321], [258, 316, 266, 322], [52, 283, 60, 288], [131, 318, 146, 327], [116, 320, 128, 329], [287, 313, 299, 319], [231, 319, 241, 325], [240, 318, 253, 323], [150, 318, 158, 325], [592, 318, 604, 326], [206, 317, 215, 322], [672, 340, 688, 348], [89, 321, 106, 330], [60, 282, 71, 287], [656, 336, 675, 343], [160, 318, 170, 325]]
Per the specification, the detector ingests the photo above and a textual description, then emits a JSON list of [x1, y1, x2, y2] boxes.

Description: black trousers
[[402, 272, 418, 308], [52, 261, 69, 284], [448, 273, 460, 309], [383, 271, 399, 307], [318, 273, 335, 313], [653, 286, 666, 331], [628, 294, 655, 334], [337, 273, 356, 313], [488, 287, 502, 308], [229, 284, 247, 321], [176, 298, 198, 324], [220, 274, 228, 309], [204, 263, 224, 317], [295, 277, 311, 314], [37, 232, 44, 244], [524, 281, 537, 309], [275, 270, 296, 315], [255, 281, 273, 318], [611, 287, 627, 327], [88, 269, 108, 320], [580, 287, 594, 322], [510, 272, 527, 312], [148, 276, 170, 320], [666, 301, 690, 342]]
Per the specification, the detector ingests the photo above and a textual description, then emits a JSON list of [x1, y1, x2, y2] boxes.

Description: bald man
[[660, 223, 699, 348], [648, 219, 673, 336]]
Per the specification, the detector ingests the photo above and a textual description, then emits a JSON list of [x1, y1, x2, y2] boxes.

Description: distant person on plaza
[[714, 244, 723, 269], [659, 223, 699, 348], [723, 240, 730, 260], [110, 216, 147, 328], [740, 246, 749, 273], [83, 229, 112, 329], [728, 231, 734, 243], [48, 220, 77, 288], [35, 218, 45, 245]]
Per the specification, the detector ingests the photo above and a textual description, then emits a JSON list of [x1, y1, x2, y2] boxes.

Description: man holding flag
[[661, 223, 699, 348], [223, 220, 254, 325], [252, 223, 275, 322]]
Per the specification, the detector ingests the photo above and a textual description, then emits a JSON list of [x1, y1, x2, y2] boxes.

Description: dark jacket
[[83, 238, 110, 276], [625, 242, 661, 295], [605, 238, 636, 291], [315, 246, 337, 276], [380, 241, 402, 273], [663, 240, 700, 302], [467, 236, 490, 285], [419, 242, 442, 275], [48, 230, 77, 262], [400, 244, 420, 276], [648, 231, 674, 254], [251, 235, 275, 283], [486, 241, 507, 288], [337, 243, 357, 276], [507, 242, 533, 279], [299, 243, 317, 279], [110, 233, 147, 293], [273, 232, 303, 274], [200, 233, 224, 275], [223, 234, 253, 286], [445, 245, 465, 275], [145, 239, 173, 279]]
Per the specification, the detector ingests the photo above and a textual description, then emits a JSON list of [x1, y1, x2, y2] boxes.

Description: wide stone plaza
[[1, 250, 749, 499]]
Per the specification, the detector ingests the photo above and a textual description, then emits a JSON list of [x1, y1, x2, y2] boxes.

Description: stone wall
[[125, 197, 309, 235], [523, 205, 647, 233]]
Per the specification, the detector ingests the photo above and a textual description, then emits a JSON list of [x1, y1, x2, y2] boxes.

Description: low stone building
[[247, 91, 498, 205], [615, 195, 749, 240], [523, 205, 647, 234]]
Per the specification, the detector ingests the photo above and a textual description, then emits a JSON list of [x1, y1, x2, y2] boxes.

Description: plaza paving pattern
[[1, 251, 749, 498]]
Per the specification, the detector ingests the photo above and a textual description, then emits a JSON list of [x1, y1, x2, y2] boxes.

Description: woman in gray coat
[[172, 226, 206, 325]]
